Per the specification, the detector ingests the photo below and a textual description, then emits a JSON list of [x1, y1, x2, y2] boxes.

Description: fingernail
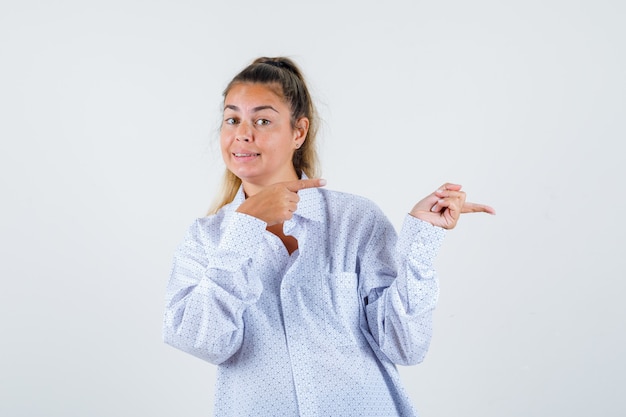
[[319, 179, 327, 186], [431, 205, 438, 212]]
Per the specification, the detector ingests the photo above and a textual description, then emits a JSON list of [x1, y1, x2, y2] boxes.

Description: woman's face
[[220, 82, 308, 195]]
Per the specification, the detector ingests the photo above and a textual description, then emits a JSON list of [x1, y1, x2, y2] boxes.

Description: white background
[[1, 0, 625, 416]]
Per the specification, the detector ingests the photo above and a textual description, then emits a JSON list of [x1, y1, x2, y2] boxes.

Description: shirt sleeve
[[360, 213, 446, 366], [162, 212, 267, 364]]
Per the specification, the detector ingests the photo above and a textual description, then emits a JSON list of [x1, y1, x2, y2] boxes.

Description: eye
[[224, 117, 238, 125], [255, 119, 270, 126]]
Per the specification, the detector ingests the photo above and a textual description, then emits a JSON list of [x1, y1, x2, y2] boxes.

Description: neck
[[241, 170, 299, 197]]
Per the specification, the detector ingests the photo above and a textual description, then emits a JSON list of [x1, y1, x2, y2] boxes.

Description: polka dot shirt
[[163, 185, 446, 417]]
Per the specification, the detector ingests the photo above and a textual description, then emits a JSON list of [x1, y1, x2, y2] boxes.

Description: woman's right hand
[[236, 178, 326, 226]]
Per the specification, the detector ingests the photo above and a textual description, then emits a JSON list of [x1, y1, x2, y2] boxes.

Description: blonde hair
[[207, 57, 320, 215]]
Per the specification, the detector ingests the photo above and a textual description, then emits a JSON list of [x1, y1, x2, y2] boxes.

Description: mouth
[[233, 153, 260, 157]]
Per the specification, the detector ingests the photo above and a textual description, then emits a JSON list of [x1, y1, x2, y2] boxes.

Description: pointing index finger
[[461, 201, 496, 215], [285, 178, 327, 192]]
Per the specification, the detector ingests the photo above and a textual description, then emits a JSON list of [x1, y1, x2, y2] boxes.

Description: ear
[[294, 117, 310, 143]]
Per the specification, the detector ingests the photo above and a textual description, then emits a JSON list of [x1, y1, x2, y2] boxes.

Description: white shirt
[[163, 185, 446, 417]]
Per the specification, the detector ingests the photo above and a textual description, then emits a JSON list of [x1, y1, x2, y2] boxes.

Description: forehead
[[224, 83, 287, 109]]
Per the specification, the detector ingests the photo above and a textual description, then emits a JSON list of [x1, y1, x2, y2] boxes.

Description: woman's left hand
[[410, 183, 496, 230]]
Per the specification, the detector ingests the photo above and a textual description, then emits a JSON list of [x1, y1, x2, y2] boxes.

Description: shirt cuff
[[218, 211, 267, 257], [398, 214, 446, 269]]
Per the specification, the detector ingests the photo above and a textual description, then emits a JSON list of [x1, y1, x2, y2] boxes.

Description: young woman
[[163, 56, 495, 417]]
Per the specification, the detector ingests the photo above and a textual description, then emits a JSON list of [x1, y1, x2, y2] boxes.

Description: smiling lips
[[234, 153, 260, 157]]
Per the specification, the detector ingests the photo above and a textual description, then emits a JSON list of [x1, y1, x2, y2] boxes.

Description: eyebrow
[[224, 104, 279, 113]]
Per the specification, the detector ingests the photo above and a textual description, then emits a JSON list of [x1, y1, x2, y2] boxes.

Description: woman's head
[[223, 57, 319, 179], [210, 57, 320, 213]]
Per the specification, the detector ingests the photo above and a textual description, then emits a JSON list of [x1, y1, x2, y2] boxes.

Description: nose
[[235, 120, 252, 142]]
